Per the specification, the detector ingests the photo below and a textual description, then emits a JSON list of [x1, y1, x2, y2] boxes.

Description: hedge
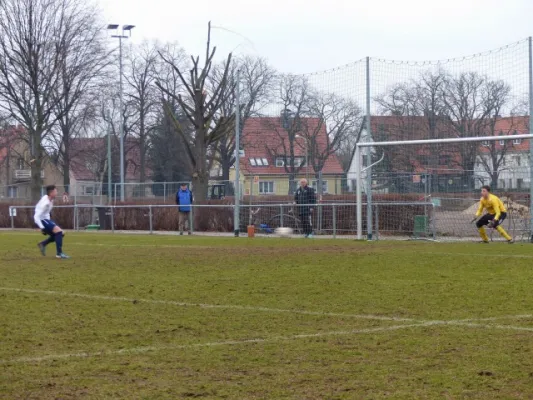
[[0, 194, 431, 235]]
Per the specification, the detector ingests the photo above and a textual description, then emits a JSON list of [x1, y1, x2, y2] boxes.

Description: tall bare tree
[[441, 72, 509, 187], [210, 56, 276, 185], [305, 93, 363, 185], [155, 22, 235, 199], [262, 74, 313, 193], [49, 4, 110, 193], [125, 41, 160, 183], [0, 0, 105, 200]]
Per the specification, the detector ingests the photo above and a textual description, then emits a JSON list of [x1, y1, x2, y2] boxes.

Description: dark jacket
[[176, 189, 193, 212], [294, 185, 316, 215]]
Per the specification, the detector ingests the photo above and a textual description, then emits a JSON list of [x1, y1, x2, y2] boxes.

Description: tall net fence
[[3, 39, 532, 240]]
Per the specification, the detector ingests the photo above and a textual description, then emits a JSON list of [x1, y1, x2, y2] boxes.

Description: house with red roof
[[68, 137, 152, 198], [0, 126, 63, 200], [232, 115, 345, 195]]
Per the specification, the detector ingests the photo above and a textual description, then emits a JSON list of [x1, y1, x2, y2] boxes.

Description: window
[[83, 186, 94, 196], [249, 157, 269, 166], [259, 181, 274, 194], [277, 156, 305, 167], [499, 140, 505, 146], [482, 141, 489, 147], [508, 178, 513, 189], [517, 179, 524, 189], [514, 156, 521, 166], [513, 130, 522, 145], [17, 158, 25, 170], [7, 186, 17, 198], [312, 180, 328, 194]]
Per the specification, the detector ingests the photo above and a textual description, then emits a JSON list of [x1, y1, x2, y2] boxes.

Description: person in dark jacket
[[294, 178, 316, 238], [176, 183, 193, 235]]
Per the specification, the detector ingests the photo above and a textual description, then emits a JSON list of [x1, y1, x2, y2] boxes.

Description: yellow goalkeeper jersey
[[476, 194, 507, 220]]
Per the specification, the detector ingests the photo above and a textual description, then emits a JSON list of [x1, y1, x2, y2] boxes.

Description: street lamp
[[107, 24, 135, 202], [295, 134, 309, 182]]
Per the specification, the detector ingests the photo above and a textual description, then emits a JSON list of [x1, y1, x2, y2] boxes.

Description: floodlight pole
[[234, 68, 241, 237], [108, 24, 134, 202]]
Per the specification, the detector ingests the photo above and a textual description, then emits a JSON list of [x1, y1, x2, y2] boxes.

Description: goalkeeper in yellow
[[473, 185, 513, 243]]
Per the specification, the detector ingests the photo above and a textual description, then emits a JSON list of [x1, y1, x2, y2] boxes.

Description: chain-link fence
[[3, 201, 529, 241]]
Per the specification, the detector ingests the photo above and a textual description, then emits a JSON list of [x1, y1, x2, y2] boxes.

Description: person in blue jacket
[[176, 183, 193, 235]]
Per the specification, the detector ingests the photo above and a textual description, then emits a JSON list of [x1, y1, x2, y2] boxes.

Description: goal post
[[355, 134, 533, 240]]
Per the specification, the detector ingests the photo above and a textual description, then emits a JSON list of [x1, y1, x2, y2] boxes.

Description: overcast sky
[[98, 0, 533, 74]]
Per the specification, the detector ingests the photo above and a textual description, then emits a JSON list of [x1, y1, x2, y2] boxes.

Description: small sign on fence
[[9, 207, 16, 217]]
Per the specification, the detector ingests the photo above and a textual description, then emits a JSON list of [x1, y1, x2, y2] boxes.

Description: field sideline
[[1, 232, 533, 399]]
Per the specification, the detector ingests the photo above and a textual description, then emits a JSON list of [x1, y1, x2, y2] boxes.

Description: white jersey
[[34, 195, 53, 229]]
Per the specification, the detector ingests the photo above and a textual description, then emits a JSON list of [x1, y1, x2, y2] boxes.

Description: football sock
[[478, 227, 489, 242], [496, 226, 512, 241], [40, 235, 55, 246], [55, 232, 64, 255]]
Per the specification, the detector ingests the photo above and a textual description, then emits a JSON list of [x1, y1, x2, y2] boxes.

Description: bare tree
[[441, 72, 507, 187], [375, 70, 449, 180], [125, 41, 160, 183], [155, 22, 235, 200], [210, 56, 276, 185], [305, 93, 363, 185], [150, 42, 192, 183], [475, 80, 515, 189], [49, 5, 110, 193], [0, 0, 105, 200], [261, 74, 313, 193]]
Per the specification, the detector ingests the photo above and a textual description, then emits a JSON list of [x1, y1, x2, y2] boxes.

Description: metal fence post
[[280, 204, 284, 227], [111, 206, 115, 233], [332, 204, 337, 239], [191, 205, 194, 234], [374, 204, 379, 241], [10, 207, 14, 229], [148, 205, 153, 234], [365, 56, 373, 240], [431, 203, 437, 241]]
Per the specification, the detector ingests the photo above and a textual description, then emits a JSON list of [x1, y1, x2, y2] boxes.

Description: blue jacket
[[176, 189, 193, 212]]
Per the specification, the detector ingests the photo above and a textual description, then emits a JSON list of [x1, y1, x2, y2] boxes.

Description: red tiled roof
[[371, 115, 530, 149], [241, 117, 344, 176]]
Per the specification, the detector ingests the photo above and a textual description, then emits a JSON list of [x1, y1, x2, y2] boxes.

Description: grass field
[[1, 232, 533, 399]]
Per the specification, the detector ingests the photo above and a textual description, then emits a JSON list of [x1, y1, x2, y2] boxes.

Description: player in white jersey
[[35, 185, 70, 259]]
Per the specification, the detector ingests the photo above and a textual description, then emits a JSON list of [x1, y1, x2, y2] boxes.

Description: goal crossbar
[[354, 134, 533, 240]]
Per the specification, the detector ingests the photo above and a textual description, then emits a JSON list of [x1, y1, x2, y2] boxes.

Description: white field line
[[0, 322, 440, 364], [0, 287, 417, 322], [425, 252, 533, 259], [2, 287, 531, 325], [2, 320, 533, 365]]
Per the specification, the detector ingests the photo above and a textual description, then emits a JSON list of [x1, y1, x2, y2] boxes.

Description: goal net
[[351, 135, 533, 241]]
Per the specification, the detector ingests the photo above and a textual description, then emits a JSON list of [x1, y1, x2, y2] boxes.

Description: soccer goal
[[352, 134, 533, 241]]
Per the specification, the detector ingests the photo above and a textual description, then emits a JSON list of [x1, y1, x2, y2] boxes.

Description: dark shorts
[[41, 219, 57, 235], [476, 212, 507, 228]]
